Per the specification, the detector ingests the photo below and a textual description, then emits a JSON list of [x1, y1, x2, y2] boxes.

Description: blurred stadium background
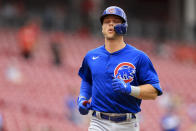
[[0, 0, 196, 131]]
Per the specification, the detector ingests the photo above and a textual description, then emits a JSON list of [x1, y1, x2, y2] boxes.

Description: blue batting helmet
[[100, 6, 128, 35]]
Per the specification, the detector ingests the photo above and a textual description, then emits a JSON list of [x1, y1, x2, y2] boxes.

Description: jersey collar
[[103, 43, 128, 55]]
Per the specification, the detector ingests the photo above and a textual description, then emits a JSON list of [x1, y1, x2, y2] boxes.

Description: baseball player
[[77, 6, 163, 131]]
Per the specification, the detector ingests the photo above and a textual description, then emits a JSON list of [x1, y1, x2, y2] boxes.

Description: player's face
[[102, 15, 122, 39]]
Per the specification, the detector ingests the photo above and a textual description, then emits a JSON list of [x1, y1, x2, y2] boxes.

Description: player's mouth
[[108, 28, 114, 33]]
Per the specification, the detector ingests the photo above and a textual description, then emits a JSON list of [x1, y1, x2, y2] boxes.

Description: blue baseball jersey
[[78, 44, 162, 113]]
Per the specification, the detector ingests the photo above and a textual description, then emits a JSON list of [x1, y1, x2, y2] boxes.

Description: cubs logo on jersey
[[114, 62, 136, 83]]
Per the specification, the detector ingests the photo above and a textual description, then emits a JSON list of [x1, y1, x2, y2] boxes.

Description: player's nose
[[108, 21, 115, 26]]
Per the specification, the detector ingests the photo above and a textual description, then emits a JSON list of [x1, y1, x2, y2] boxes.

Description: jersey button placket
[[106, 54, 112, 73]]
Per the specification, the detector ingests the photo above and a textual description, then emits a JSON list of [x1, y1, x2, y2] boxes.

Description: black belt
[[92, 111, 136, 122]]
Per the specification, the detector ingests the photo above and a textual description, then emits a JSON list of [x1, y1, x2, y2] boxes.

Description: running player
[[77, 6, 163, 131]]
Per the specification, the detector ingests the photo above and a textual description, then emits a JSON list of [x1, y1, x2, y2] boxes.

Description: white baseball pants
[[88, 112, 140, 131]]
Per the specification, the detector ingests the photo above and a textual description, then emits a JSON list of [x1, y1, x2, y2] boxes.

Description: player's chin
[[105, 34, 115, 40], [106, 36, 115, 40]]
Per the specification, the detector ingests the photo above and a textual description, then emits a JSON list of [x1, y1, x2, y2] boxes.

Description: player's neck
[[105, 37, 126, 53]]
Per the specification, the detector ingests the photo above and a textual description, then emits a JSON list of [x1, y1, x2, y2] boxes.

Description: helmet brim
[[100, 14, 126, 25]]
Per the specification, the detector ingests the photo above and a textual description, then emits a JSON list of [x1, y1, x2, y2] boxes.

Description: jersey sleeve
[[78, 56, 92, 84], [79, 79, 92, 101], [137, 53, 162, 95]]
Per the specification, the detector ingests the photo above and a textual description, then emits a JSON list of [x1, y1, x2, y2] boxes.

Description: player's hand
[[112, 78, 131, 95], [78, 98, 91, 115]]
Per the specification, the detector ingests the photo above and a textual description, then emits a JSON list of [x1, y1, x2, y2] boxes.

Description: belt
[[92, 111, 136, 122]]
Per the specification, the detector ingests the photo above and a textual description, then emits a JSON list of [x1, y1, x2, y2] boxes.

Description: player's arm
[[77, 79, 92, 115], [78, 79, 92, 101], [133, 52, 163, 99], [132, 83, 162, 100], [136, 84, 158, 100], [78, 55, 92, 115]]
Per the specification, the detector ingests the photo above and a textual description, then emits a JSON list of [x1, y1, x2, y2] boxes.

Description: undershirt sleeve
[[79, 79, 92, 100]]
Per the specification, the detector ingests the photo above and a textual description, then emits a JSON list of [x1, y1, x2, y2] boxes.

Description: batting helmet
[[100, 6, 128, 35]]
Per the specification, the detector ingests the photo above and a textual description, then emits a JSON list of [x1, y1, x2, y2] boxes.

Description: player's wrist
[[129, 86, 140, 97], [77, 96, 87, 105], [125, 83, 132, 94]]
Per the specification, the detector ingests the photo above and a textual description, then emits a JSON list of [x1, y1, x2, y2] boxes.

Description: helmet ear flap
[[114, 23, 128, 35]]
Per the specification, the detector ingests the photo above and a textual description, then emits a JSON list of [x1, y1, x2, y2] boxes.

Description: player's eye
[[103, 19, 110, 24], [103, 18, 122, 25], [113, 19, 122, 24]]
